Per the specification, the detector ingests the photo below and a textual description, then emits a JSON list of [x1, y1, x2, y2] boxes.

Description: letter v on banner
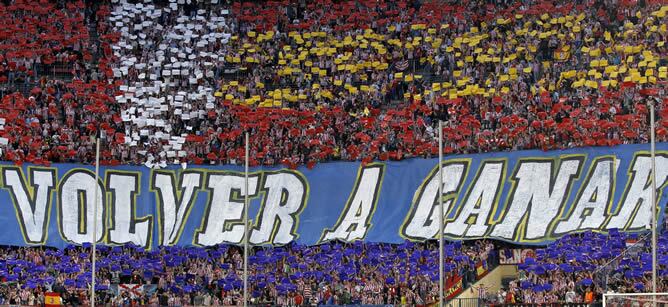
[[0, 167, 56, 244], [150, 170, 203, 246]]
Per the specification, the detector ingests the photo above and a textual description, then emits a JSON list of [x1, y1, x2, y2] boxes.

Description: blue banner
[[0, 143, 667, 249]]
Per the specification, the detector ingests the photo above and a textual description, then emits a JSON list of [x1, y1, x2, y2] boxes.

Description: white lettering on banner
[[151, 170, 202, 245], [320, 164, 385, 242], [1, 167, 56, 244], [606, 154, 668, 230], [554, 158, 616, 234], [107, 172, 152, 248], [58, 170, 106, 244], [250, 171, 308, 245], [195, 172, 260, 246], [490, 158, 582, 241], [2, 148, 668, 247], [401, 161, 469, 240], [499, 249, 536, 264], [444, 161, 505, 238]]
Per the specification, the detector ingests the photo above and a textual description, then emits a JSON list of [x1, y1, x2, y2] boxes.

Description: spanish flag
[[45, 292, 61, 307], [475, 261, 489, 279]]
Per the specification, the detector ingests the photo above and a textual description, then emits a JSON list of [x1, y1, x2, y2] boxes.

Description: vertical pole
[[91, 138, 100, 307], [244, 132, 249, 307], [438, 120, 444, 307], [650, 103, 657, 305]]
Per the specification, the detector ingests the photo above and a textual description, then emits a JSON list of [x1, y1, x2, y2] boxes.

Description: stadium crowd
[[492, 230, 668, 305], [0, 231, 666, 305], [0, 0, 665, 305], [0, 240, 495, 305], [0, 0, 665, 168]]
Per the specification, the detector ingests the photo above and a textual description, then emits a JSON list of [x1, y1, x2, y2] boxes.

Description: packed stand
[[493, 230, 668, 305], [0, 240, 496, 305], [0, 0, 116, 165], [107, 1, 231, 167], [0, 0, 666, 168], [108, 0, 668, 168], [0, 0, 91, 89]]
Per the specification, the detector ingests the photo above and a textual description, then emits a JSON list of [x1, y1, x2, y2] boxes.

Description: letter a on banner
[[444, 161, 505, 238], [554, 158, 616, 234], [320, 164, 385, 242]]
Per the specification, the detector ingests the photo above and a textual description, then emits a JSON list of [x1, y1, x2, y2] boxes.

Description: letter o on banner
[[59, 170, 105, 244]]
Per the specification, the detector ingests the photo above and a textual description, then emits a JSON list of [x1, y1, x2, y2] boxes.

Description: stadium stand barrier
[[446, 298, 482, 307], [491, 304, 600, 307]]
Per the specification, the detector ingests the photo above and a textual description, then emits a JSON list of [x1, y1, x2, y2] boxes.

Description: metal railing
[[491, 304, 600, 307], [447, 298, 482, 307], [593, 233, 650, 293], [35, 63, 75, 80]]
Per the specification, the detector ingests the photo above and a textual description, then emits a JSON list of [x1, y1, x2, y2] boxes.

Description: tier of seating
[[503, 230, 668, 305], [1, 230, 665, 305], [0, 0, 664, 168], [0, 240, 495, 305], [0, 0, 665, 304]]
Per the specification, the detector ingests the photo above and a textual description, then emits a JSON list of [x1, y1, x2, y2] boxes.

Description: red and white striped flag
[[118, 284, 144, 298]]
